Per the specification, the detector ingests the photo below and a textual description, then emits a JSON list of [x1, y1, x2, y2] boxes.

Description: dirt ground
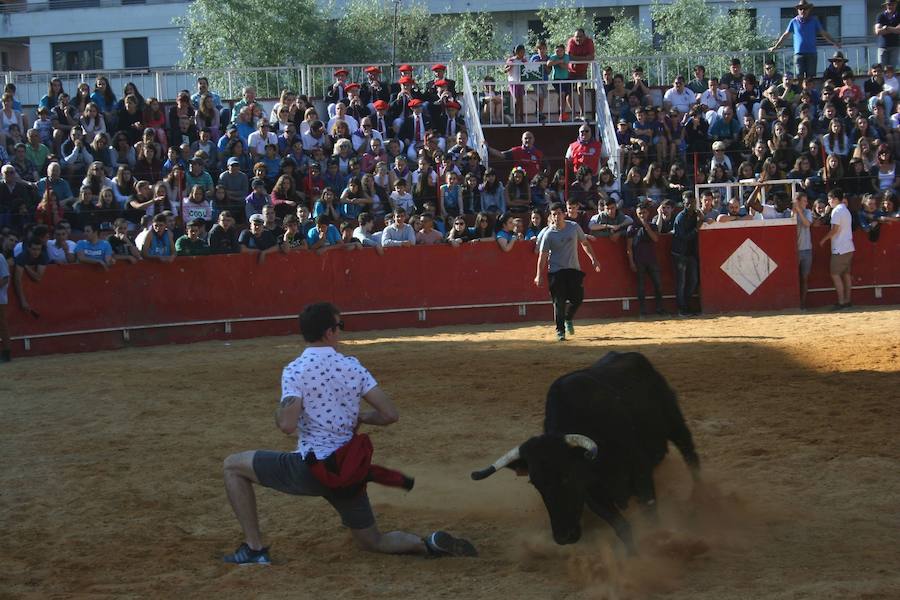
[[2, 308, 899, 600]]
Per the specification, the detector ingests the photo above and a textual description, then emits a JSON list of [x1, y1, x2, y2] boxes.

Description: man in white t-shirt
[[221, 302, 477, 565], [663, 76, 696, 113], [819, 188, 854, 309], [246, 120, 278, 158]]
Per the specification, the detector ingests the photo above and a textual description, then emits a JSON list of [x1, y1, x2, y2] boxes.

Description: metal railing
[[461, 60, 596, 127], [303, 62, 457, 103], [694, 178, 802, 209], [602, 43, 880, 88], [3, 66, 306, 106]]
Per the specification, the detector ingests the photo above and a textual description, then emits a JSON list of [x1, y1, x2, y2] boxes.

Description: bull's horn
[[564, 434, 599, 460], [470, 446, 520, 480]]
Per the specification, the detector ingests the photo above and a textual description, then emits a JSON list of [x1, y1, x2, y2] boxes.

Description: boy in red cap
[[325, 68, 352, 119], [389, 75, 423, 131], [371, 99, 394, 139], [361, 66, 390, 107], [343, 83, 371, 123], [425, 64, 456, 99]]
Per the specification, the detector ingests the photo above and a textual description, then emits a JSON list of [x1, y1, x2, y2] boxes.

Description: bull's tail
[[667, 394, 701, 481]]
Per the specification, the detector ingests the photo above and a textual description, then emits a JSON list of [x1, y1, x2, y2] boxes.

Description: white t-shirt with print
[[46, 239, 76, 264], [281, 346, 377, 460]]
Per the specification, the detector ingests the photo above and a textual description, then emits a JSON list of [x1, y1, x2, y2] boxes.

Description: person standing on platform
[[769, 0, 842, 79], [534, 202, 602, 342], [566, 28, 596, 121], [875, 0, 900, 68]]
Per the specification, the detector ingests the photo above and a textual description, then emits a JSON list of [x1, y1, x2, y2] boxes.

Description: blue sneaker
[[565, 320, 575, 336], [424, 531, 478, 557], [223, 543, 271, 565]]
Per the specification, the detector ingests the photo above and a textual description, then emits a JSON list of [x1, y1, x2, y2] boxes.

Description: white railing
[[4, 66, 306, 106], [461, 60, 596, 127], [460, 65, 488, 166], [303, 62, 457, 102], [602, 43, 880, 88], [695, 178, 802, 209]]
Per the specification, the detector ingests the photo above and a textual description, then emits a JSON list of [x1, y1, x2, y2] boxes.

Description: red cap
[[435, 79, 448, 87], [408, 98, 424, 109], [344, 82, 360, 92], [364, 66, 381, 74], [398, 64, 413, 72], [398, 75, 415, 85], [446, 100, 461, 110], [431, 63, 447, 72], [373, 100, 389, 111]]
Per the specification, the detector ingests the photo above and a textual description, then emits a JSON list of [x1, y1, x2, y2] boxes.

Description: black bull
[[471, 352, 700, 552]]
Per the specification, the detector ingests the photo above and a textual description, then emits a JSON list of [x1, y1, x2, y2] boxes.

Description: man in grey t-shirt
[[535, 202, 601, 341]]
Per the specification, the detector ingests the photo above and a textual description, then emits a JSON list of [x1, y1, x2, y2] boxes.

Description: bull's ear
[[507, 458, 529, 476]]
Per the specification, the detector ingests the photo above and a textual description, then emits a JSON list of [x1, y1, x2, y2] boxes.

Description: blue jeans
[[672, 254, 699, 312], [794, 53, 817, 79]]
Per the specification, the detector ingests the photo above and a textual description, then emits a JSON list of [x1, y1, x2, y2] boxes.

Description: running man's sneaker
[[565, 320, 575, 336], [223, 543, 271, 565], [556, 331, 567, 342], [424, 531, 478, 557]]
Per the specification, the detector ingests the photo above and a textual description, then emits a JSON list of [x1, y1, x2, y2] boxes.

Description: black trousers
[[636, 263, 663, 311], [548, 268, 585, 333]]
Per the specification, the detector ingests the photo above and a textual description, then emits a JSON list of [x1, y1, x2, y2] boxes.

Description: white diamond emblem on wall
[[720, 239, 778, 295]]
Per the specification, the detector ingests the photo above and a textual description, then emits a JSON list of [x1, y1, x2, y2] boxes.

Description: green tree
[[594, 10, 655, 77], [532, 0, 590, 48], [439, 11, 507, 62]]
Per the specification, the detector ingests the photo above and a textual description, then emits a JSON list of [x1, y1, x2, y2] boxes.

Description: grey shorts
[[252, 450, 375, 530], [798, 249, 812, 277], [830, 252, 853, 276]]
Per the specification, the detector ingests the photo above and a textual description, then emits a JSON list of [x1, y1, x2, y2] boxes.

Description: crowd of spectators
[[2, 13, 900, 336]]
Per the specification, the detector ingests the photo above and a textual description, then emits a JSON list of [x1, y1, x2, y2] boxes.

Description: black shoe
[[841, 302, 853, 309], [656, 308, 668, 315], [223, 543, 271, 565], [424, 531, 478, 557]]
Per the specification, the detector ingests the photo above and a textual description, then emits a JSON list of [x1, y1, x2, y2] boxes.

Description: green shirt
[[549, 54, 570, 80], [175, 235, 211, 256], [26, 144, 50, 171]]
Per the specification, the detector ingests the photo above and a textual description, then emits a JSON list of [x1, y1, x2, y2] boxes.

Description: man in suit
[[389, 76, 424, 131], [434, 100, 466, 152], [325, 68, 352, 118], [399, 99, 431, 161], [424, 64, 457, 100], [361, 66, 391, 108]]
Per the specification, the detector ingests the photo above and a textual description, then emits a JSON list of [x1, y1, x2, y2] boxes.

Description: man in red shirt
[[486, 130, 545, 180], [566, 28, 596, 120], [565, 124, 603, 177]]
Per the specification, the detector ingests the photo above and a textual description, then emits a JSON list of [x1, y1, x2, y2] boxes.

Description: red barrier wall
[[698, 222, 801, 312], [7, 223, 898, 357]]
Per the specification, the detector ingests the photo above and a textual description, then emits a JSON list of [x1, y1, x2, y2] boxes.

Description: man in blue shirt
[[769, 0, 841, 79], [875, 0, 900, 68], [75, 223, 114, 270], [307, 214, 343, 254]]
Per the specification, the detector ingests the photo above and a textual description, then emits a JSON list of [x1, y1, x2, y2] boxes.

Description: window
[[594, 16, 615, 36], [123, 37, 149, 69], [528, 19, 547, 44], [49, 0, 99, 8], [52, 40, 103, 71], [121, 0, 146, 4], [780, 7, 841, 40]]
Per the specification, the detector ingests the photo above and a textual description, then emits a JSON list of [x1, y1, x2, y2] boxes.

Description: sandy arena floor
[[2, 308, 899, 599]]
